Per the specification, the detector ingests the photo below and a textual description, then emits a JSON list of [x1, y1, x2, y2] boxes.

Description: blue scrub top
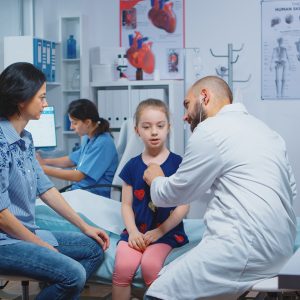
[[69, 132, 118, 197]]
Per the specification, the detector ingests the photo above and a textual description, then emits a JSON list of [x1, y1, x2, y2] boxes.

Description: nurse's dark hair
[[192, 76, 233, 104], [67, 98, 111, 136], [0, 62, 46, 118], [134, 98, 170, 127]]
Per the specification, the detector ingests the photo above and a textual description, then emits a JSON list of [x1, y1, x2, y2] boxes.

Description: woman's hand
[[38, 240, 59, 252], [128, 230, 146, 252], [83, 225, 110, 251], [144, 228, 164, 246]]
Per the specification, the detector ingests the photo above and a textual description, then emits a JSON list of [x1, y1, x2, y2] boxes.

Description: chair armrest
[[59, 184, 72, 193]]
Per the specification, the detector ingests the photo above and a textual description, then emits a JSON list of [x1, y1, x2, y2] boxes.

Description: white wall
[[35, 0, 300, 215], [34, 0, 118, 47], [0, 0, 22, 70], [184, 0, 300, 216]]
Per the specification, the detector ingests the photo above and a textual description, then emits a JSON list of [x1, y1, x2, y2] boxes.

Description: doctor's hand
[[143, 163, 165, 186], [83, 225, 110, 251], [128, 230, 146, 252], [144, 228, 164, 246]]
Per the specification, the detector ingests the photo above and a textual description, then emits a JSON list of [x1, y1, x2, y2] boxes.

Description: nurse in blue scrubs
[[37, 99, 118, 198]]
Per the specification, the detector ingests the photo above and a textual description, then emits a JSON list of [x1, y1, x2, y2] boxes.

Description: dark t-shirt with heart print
[[119, 152, 189, 248]]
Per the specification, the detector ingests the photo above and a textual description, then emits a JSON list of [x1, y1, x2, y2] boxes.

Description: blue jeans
[[0, 231, 104, 300]]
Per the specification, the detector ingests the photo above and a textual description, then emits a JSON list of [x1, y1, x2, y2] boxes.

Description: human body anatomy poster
[[262, 0, 300, 99], [120, 0, 184, 80]]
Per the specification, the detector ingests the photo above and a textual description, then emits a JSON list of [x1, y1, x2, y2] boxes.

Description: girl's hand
[[144, 228, 164, 246], [128, 230, 146, 252]]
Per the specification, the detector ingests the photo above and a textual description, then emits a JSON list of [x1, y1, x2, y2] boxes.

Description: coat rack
[[210, 43, 251, 90]]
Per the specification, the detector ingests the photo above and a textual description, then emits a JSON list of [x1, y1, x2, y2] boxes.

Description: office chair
[[0, 275, 37, 300]]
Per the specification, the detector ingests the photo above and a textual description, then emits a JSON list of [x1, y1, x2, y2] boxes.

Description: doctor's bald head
[[183, 76, 233, 132], [191, 76, 233, 105]]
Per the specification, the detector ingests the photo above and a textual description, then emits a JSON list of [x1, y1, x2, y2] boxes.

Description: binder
[[33, 38, 43, 71], [97, 90, 108, 124], [42, 40, 47, 80], [51, 42, 56, 82], [120, 89, 129, 126], [46, 40, 52, 82]]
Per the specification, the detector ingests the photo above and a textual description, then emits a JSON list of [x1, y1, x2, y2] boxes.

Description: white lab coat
[[146, 103, 297, 300]]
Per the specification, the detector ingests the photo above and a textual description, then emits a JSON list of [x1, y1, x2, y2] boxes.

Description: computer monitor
[[25, 106, 57, 148]]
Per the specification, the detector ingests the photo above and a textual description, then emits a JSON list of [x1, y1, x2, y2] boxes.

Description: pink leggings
[[112, 241, 172, 287]]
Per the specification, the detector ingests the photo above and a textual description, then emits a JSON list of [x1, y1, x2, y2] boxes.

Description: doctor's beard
[[190, 100, 207, 132]]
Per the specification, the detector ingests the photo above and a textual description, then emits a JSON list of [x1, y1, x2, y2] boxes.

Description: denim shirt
[[0, 119, 55, 245]]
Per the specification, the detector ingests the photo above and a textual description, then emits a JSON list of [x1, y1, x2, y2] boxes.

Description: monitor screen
[[25, 106, 57, 148]]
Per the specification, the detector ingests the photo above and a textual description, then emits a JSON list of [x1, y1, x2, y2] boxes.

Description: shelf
[[63, 130, 76, 135], [62, 90, 80, 93], [90, 79, 182, 88], [62, 58, 80, 63], [47, 82, 61, 86]]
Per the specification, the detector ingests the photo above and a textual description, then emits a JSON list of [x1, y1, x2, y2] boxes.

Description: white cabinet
[[91, 80, 185, 156], [3, 35, 64, 150], [59, 15, 89, 153]]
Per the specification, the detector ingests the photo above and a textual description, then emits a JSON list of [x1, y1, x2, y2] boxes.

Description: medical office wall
[[11, 0, 300, 216], [262, 0, 300, 100], [0, 0, 22, 70]]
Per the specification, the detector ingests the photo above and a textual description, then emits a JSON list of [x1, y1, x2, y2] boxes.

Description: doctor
[[37, 99, 118, 198], [143, 76, 297, 300]]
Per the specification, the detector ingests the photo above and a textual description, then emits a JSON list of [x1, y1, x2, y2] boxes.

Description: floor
[[0, 280, 146, 300]]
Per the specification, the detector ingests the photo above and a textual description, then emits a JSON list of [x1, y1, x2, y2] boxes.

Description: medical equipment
[[25, 106, 57, 149], [116, 54, 128, 80], [210, 43, 251, 91]]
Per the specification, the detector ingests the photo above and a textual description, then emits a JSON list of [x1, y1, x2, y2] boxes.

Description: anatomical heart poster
[[120, 0, 185, 80]]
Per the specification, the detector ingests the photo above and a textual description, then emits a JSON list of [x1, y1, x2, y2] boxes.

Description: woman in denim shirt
[[0, 62, 110, 300]]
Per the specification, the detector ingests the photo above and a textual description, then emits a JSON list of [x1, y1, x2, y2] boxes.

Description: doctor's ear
[[200, 89, 210, 105]]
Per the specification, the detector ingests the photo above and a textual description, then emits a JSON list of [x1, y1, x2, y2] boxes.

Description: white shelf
[[60, 15, 88, 153], [47, 82, 61, 86], [91, 80, 185, 155], [62, 90, 80, 93], [62, 58, 80, 63], [90, 79, 180, 87]]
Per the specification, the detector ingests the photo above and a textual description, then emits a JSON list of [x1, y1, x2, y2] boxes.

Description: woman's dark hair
[[67, 99, 111, 136], [0, 62, 46, 118]]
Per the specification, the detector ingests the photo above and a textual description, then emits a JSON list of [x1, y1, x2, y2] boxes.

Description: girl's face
[[135, 107, 170, 150], [69, 116, 90, 137], [19, 83, 47, 121]]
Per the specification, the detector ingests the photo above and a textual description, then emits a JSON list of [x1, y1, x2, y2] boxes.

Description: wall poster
[[120, 0, 185, 80], [262, 0, 300, 99]]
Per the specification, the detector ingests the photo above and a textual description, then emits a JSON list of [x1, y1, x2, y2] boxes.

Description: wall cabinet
[[3, 35, 64, 150], [60, 15, 89, 153], [91, 80, 185, 156], [3, 16, 88, 155]]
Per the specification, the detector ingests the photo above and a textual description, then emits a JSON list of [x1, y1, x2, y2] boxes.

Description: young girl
[[37, 99, 118, 197], [112, 99, 189, 300]]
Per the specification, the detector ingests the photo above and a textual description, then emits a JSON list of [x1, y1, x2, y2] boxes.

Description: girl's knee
[[113, 261, 137, 286], [141, 260, 161, 286]]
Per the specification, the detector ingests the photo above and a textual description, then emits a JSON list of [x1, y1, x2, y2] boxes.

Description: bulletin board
[[120, 0, 185, 80], [261, 0, 300, 100]]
